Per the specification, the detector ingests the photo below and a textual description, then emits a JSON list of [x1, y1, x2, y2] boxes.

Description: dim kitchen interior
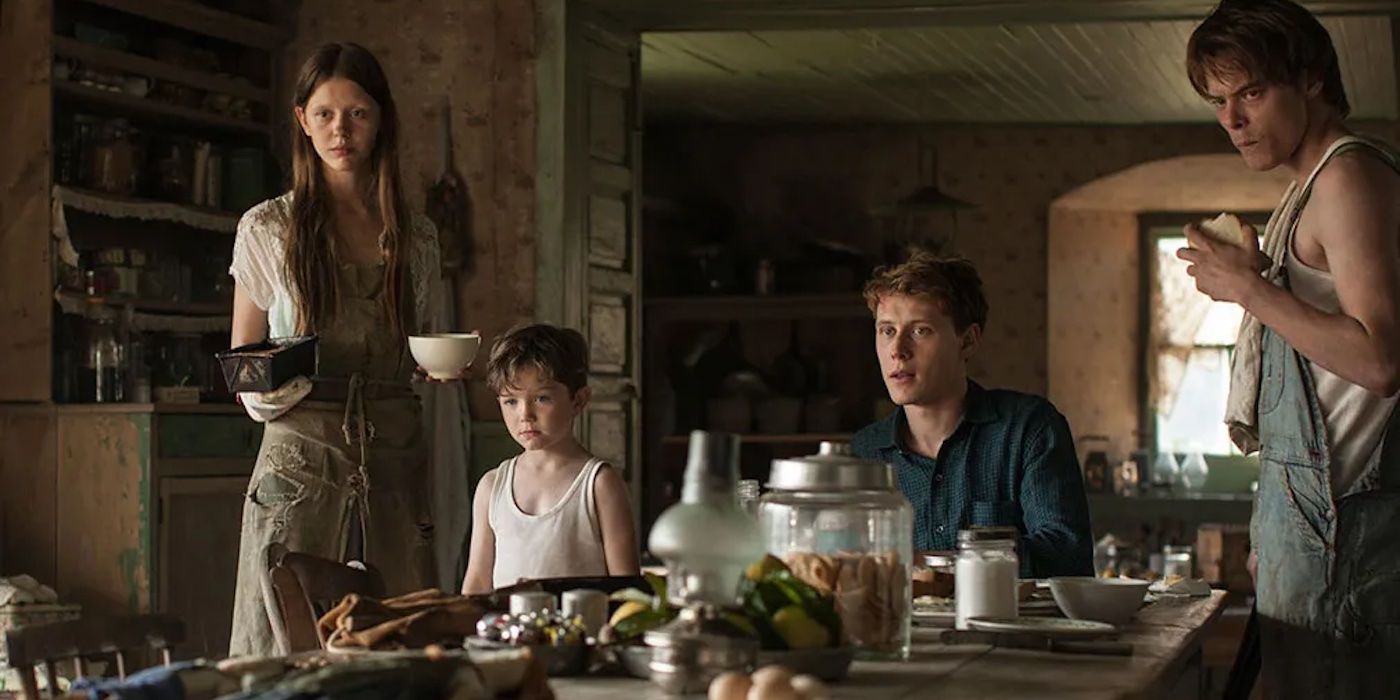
[[1, 0, 1398, 698]]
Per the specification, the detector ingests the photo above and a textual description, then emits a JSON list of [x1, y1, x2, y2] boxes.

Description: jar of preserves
[[88, 119, 137, 195]]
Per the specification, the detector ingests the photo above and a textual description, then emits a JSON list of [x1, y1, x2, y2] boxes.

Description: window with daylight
[[1144, 219, 1265, 457]]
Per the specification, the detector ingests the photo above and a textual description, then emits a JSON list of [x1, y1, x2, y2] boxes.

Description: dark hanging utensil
[[426, 97, 474, 276]]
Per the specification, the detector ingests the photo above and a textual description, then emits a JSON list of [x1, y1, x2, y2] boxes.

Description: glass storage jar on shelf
[[758, 442, 913, 659], [82, 315, 126, 403]]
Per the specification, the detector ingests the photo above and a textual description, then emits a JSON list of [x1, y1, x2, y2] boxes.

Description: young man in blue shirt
[[850, 251, 1093, 577]]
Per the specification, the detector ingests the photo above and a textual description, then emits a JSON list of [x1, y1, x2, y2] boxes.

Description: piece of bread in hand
[[1197, 212, 1249, 247]]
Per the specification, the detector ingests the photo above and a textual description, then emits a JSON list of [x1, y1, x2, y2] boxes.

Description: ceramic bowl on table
[[409, 333, 481, 380], [1047, 576, 1150, 626]]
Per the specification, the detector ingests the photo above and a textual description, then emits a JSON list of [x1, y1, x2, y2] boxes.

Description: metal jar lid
[[767, 441, 896, 491], [957, 526, 1019, 545], [919, 551, 957, 569]]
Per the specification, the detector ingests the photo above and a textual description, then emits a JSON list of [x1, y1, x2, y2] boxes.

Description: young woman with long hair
[[226, 42, 448, 657]]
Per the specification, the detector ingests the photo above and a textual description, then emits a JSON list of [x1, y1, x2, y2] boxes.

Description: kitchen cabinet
[[0, 403, 258, 659]]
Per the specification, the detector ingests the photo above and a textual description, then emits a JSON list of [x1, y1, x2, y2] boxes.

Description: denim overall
[[1252, 139, 1400, 697]]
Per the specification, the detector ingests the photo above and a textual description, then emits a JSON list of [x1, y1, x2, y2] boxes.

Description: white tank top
[[1285, 251, 1399, 497], [488, 456, 610, 589]]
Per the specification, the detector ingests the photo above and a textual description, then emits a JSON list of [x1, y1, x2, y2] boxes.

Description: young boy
[[461, 324, 640, 593]]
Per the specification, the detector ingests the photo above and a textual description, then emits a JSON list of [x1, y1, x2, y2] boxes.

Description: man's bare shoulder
[[1311, 148, 1400, 209], [1306, 147, 1400, 252]]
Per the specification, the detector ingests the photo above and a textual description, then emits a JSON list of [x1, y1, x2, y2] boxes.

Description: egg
[[790, 675, 830, 700], [749, 665, 795, 688], [708, 671, 753, 700], [747, 679, 801, 700]]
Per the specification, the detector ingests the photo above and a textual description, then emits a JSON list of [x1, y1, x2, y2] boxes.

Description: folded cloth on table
[[69, 661, 240, 700], [318, 589, 486, 651], [0, 575, 59, 605]]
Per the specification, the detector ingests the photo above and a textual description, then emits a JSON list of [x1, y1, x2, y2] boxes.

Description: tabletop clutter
[[313, 432, 1208, 699], [3, 434, 1215, 700]]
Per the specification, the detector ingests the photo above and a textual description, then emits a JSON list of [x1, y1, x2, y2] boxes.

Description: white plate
[[965, 616, 1116, 638], [913, 609, 956, 627]]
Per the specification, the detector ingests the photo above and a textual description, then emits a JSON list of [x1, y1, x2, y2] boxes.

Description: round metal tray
[[615, 643, 855, 682]]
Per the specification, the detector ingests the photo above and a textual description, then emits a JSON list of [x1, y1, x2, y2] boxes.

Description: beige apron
[[228, 262, 435, 657]]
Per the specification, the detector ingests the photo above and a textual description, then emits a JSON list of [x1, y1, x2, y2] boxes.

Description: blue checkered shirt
[[851, 381, 1093, 578]]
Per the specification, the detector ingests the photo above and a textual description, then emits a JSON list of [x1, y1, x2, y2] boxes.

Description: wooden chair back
[[260, 542, 385, 654], [3, 614, 184, 699]]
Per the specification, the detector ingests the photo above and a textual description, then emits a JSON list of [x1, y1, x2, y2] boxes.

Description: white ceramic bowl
[[1048, 576, 1150, 626], [408, 333, 481, 380]]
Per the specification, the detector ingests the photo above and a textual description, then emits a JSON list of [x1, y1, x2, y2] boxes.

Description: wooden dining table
[[550, 591, 1228, 700]]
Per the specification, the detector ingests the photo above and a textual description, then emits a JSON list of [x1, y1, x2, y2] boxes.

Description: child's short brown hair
[[863, 250, 988, 332], [1186, 0, 1349, 117], [485, 323, 590, 395]]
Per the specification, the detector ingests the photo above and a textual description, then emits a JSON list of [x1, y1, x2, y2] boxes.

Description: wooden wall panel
[[55, 413, 153, 615], [0, 412, 58, 583], [0, 0, 53, 401]]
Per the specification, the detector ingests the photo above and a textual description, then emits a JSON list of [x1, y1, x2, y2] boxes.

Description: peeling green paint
[[117, 547, 144, 612], [132, 414, 153, 611]]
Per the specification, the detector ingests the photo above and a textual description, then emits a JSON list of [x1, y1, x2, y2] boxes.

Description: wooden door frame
[[536, 0, 645, 526]]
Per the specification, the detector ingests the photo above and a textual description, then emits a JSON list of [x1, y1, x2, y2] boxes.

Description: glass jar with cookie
[[758, 442, 913, 659]]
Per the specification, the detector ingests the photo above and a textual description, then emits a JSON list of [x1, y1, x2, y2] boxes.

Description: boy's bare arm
[[1180, 153, 1400, 396], [461, 470, 498, 594], [594, 465, 641, 576]]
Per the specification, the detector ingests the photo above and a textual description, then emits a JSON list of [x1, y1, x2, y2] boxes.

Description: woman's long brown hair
[[287, 42, 410, 337]]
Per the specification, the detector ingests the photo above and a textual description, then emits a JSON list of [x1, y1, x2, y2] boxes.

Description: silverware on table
[[939, 629, 1133, 656]]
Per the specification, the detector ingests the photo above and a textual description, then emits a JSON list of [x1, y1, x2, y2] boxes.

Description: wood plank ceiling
[[639, 17, 1398, 124]]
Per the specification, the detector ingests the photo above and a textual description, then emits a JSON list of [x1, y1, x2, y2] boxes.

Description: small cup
[[561, 589, 608, 637], [509, 591, 556, 616]]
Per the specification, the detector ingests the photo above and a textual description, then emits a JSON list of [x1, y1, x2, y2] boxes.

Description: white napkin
[[238, 375, 313, 423], [1149, 577, 1211, 596]]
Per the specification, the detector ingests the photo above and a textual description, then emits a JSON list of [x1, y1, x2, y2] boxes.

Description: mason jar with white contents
[[954, 527, 1019, 630]]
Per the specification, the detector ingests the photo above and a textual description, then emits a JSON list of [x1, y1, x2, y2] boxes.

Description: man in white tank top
[[1178, 1, 1400, 696]]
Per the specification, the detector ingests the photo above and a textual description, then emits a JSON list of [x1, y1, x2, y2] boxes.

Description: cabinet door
[[159, 476, 247, 659]]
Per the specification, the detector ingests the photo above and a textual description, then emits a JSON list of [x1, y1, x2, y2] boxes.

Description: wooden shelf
[[54, 36, 272, 104], [80, 0, 288, 51], [56, 185, 239, 233], [662, 433, 853, 445], [55, 80, 270, 136], [59, 291, 230, 316], [645, 293, 869, 322]]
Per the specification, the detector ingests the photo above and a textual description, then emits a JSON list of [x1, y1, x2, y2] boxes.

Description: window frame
[[1136, 212, 1270, 459]]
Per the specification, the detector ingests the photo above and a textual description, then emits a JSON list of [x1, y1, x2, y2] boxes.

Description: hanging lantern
[[871, 137, 974, 260]]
